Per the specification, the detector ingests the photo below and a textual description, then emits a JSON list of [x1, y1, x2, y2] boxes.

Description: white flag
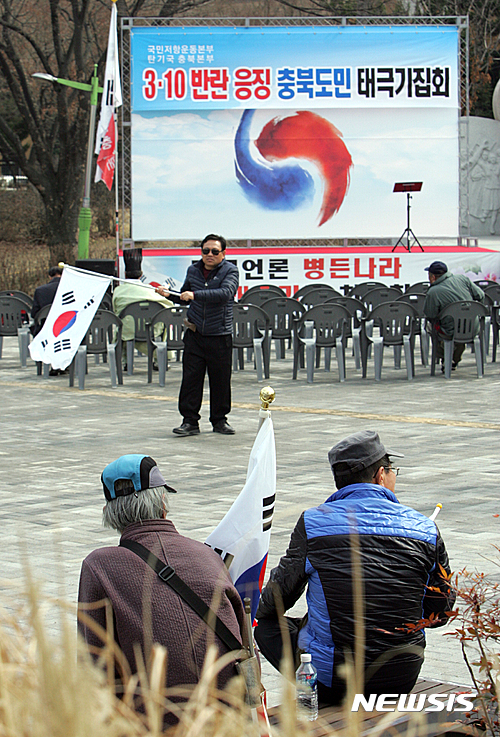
[[205, 414, 276, 620], [29, 267, 111, 370], [94, 1, 122, 188]]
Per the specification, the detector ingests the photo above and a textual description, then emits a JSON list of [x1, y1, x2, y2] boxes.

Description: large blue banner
[[131, 26, 458, 111], [129, 25, 460, 240]]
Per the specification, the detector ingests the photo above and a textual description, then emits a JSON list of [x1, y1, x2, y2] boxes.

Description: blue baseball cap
[[424, 261, 448, 275], [101, 454, 177, 501]]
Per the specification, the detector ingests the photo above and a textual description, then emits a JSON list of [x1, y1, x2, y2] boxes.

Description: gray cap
[[328, 430, 404, 476]]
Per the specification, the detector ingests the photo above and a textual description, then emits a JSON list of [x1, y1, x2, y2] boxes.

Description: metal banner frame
[[119, 15, 469, 249]]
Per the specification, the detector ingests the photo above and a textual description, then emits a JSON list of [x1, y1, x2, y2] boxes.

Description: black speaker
[[75, 259, 116, 276]]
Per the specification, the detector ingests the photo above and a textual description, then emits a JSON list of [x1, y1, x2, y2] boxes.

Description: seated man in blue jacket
[[255, 430, 455, 706], [156, 234, 239, 436]]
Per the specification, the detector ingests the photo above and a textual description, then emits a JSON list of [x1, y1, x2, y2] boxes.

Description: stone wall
[[460, 116, 500, 236]]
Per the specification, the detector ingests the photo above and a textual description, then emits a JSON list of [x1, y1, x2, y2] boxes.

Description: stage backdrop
[[130, 25, 460, 241], [119, 246, 500, 298]]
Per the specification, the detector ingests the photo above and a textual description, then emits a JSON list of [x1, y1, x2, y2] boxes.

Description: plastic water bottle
[[295, 653, 318, 721]]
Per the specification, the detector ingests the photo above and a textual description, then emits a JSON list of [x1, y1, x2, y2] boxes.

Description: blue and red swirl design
[[53, 311, 77, 337], [235, 109, 352, 225]]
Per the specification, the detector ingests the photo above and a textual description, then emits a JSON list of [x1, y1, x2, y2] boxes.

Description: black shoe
[[441, 361, 458, 374], [173, 422, 200, 436], [49, 368, 63, 376], [213, 421, 235, 435]]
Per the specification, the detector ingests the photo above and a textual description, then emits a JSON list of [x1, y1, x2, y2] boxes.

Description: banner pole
[[114, 110, 120, 275], [258, 386, 275, 431], [429, 503, 442, 521], [57, 262, 181, 297]]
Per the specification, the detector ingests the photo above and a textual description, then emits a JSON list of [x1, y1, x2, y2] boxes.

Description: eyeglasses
[[202, 248, 222, 255], [384, 467, 400, 476]]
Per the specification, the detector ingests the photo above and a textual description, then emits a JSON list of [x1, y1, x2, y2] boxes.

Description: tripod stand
[[392, 182, 424, 252]]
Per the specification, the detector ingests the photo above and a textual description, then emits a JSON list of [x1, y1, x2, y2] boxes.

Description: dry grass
[[0, 238, 116, 295], [0, 576, 448, 737], [0, 578, 316, 737]]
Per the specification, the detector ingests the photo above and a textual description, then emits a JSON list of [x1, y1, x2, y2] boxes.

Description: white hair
[[102, 486, 169, 533]]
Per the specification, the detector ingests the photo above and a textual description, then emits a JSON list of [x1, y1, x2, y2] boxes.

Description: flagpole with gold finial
[[258, 386, 275, 430]]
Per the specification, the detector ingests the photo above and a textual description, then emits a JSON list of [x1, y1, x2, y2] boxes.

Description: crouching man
[[78, 454, 245, 718], [255, 431, 456, 707]]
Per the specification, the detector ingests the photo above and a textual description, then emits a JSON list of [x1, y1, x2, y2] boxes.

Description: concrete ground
[[1, 332, 499, 704]]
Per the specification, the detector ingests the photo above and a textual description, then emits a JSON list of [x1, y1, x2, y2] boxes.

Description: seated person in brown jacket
[[78, 454, 245, 722]]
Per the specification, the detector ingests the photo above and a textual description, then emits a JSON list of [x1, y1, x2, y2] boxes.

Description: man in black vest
[[156, 234, 239, 436], [31, 265, 62, 320]]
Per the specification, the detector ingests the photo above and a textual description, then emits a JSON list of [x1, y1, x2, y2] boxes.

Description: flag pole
[[114, 108, 120, 274], [57, 262, 182, 297], [258, 386, 276, 431], [429, 503, 442, 521]]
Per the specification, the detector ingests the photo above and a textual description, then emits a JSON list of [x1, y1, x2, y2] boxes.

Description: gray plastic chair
[[293, 283, 341, 300], [260, 297, 306, 360], [484, 283, 500, 304], [232, 303, 270, 381], [347, 282, 387, 300], [0, 295, 32, 366], [293, 303, 351, 383], [69, 310, 123, 390], [147, 306, 187, 386], [430, 301, 489, 379], [362, 286, 405, 313], [474, 279, 498, 290], [362, 301, 417, 381], [492, 304, 500, 362], [404, 282, 429, 295], [396, 293, 429, 366], [239, 286, 286, 308], [0, 290, 34, 308], [33, 304, 52, 378], [117, 300, 166, 375], [298, 286, 343, 311], [325, 296, 366, 370]]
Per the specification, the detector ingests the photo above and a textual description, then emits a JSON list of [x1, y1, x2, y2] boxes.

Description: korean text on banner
[[95, 1, 122, 189], [29, 267, 111, 370], [205, 414, 276, 620], [129, 25, 460, 241]]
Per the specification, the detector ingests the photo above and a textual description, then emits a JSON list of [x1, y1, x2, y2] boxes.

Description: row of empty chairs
[[238, 281, 497, 382], [1, 280, 498, 386]]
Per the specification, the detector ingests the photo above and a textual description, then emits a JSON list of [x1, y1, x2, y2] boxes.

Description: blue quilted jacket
[[256, 484, 454, 688], [171, 258, 239, 335]]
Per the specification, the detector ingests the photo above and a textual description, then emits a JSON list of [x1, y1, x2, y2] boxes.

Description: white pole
[[429, 503, 442, 521], [58, 262, 181, 297], [114, 110, 120, 276]]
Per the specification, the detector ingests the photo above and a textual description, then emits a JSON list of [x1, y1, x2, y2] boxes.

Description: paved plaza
[[1, 333, 500, 704]]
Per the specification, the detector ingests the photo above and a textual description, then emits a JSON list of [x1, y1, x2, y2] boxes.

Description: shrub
[[0, 185, 46, 244]]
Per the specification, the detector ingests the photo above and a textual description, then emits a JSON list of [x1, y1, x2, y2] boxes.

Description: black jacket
[[256, 485, 456, 687], [31, 277, 61, 318], [170, 259, 239, 335]]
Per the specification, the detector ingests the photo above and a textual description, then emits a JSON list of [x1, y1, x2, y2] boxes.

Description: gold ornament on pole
[[258, 386, 275, 430], [259, 386, 275, 410]]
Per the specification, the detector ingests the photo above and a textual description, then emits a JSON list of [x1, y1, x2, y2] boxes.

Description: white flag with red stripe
[[95, 1, 122, 190]]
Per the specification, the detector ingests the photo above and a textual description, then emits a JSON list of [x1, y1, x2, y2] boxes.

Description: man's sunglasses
[[202, 247, 222, 255]]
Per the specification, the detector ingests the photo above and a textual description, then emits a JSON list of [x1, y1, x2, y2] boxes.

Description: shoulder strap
[[120, 538, 242, 653]]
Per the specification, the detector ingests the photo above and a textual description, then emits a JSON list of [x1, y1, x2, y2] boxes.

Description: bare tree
[[0, 0, 213, 262], [417, 0, 500, 117]]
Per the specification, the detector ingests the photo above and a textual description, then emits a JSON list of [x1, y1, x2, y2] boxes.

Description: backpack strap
[[120, 538, 242, 653]]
